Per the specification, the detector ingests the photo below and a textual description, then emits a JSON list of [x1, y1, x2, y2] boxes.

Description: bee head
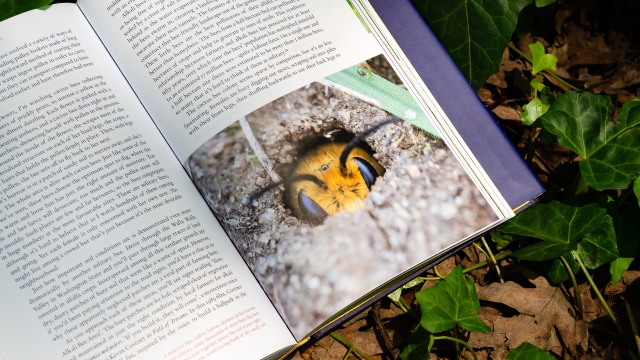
[[247, 116, 399, 225]]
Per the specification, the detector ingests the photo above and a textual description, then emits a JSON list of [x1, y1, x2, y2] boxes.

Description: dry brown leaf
[[605, 270, 640, 296], [488, 48, 527, 89], [487, 73, 508, 89], [491, 106, 521, 121], [302, 318, 384, 360], [541, 72, 571, 92], [617, 90, 637, 103], [549, 23, 617, 69], [555, 7, 577, 34], [472, 272, 588, 357], [594, 67, 640, 95], [477, 88, 494, 105]]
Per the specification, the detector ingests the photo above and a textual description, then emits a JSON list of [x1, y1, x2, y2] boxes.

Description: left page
[[0, 5, 294, 360]]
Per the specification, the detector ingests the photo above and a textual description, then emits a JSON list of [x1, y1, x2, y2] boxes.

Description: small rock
[[405, 164, 421, 179], [306, 276, 320, 290], [260, 209, 276, 222]]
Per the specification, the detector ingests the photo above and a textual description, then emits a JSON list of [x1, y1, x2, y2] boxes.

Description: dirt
[[189, 67, 498, 338]]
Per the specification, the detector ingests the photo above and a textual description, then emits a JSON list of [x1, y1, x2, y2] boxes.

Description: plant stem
[[462, 251, 513, 274], [623, 297, 640, 358], [330, 332, 371, 360], [481, 237, 504, 283], [473, 242, 490, 260], [572, 251, 624, 334], [398, 297, 421, 320], [454, 326, 460, 360], [507, 43, 582, 92], [617, 184, 635, 207], [427, 334, 435, 353], [433, 265, 446, 280], [433, 336, 478, 360], [342, 346, 354, 360], [560, 255, 583, 320]]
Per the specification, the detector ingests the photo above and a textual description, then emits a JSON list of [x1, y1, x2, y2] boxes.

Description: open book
[[0, 1, 542, 359]]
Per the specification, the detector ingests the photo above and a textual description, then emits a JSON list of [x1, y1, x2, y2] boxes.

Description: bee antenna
[[339, 115, 399, 170], [244, 174, 326, 206], [244, 180, 285, 206]]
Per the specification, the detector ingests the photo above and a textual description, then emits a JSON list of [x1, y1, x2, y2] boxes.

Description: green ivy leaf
[[577, 214, 618, 269], [398, 326, 432, 360], [539, 127, 557, 144], [530, 76, 545, 91], [415, 265, 490, 334], [535, 0, 557, 7], [522, 77, 556, 126], [540, 94, 640, 190], [388, 277, 427, 303], [506, 342, 556, 359], [0, 0, 53, 22], [521, 98, 549, 126], [498, 201, 606, 261], [610, 207, 640, 284], [541, 87, 557, 105], [543, 256, 579, 284], [513, 242, 578, 261], [491, 231, 516, 251], [529, 42, 557, 74], [412, 0, 533, 89], [498, 201, 605, 244]]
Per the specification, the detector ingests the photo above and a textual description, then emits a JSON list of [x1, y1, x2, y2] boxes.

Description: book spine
[[367, 0, 545, 210]]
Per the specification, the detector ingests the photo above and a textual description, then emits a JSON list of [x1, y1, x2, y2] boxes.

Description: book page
[[77, 0, 382, 162], [0, 5, 294, 360]]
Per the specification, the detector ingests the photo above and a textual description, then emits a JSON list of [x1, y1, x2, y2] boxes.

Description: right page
[[187, 54, 501, 339]]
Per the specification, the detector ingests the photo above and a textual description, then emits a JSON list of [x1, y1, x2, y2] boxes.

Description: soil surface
[[189, 64, 498, 338]]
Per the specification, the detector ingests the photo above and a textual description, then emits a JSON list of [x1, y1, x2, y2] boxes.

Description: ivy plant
[[399, 265, 489, 360], [412, 0, 533, 89], [0, 0, 53, 22]]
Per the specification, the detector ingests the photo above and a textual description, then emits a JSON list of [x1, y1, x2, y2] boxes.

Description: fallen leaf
[[555, 7, 577, 34], [472, 271, 587, 356], [549, 23, 617, 69], [605, 270, 640, 296], [541, 72, 571, 92], [492, 106, 522, 121], [303, 318, 383, 360], [477, 88, 494, 104], [618, 90, 638, 104], [488, 48, 528, 89]]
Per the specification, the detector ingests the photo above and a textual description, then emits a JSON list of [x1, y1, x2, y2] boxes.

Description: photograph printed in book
[[188, 55, 499, 338]]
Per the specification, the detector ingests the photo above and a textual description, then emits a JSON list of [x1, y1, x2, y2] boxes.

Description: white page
[[77, 0, 382, 162], [0, 5, 294, 360]]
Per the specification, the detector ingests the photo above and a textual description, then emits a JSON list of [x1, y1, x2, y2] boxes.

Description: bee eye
[[321, 164, 328, 171], [298, 190, 328, 225], [353, 157, 379, 190]]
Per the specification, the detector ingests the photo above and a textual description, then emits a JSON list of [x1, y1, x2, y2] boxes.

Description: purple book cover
[[369, 0, 545, 211]]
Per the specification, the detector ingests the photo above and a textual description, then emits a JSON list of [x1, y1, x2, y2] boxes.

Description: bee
[[247, 116, 398, 225]]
